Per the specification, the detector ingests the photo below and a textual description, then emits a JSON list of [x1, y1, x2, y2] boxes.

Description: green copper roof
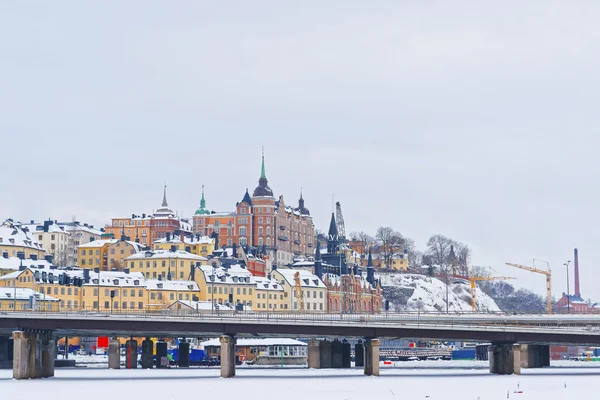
[[195, 185, 210, 215], [260, 148, 266, 179]]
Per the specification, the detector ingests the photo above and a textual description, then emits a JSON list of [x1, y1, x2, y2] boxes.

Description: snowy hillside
[[378, 273, 501, 313]]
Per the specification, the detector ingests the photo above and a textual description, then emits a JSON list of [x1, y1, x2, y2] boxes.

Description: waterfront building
[[192, 153, 315, 268], [200, 338, 307, 365], [104, 186, 192, 246], [0, 287, 59, 312], [125, 249, 207, 280], [153, 233, 215, 258], [0, 219, 46, 262]]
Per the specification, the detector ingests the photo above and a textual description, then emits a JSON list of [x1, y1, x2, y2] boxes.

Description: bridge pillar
[[364, 339, 380, 376], [141, 338, 154, 369], [307, 339, 320, 369], [489, 343, 518, 375], [108, 338, 120, 369], [13, 331, 30, 379], [28, 333, 43, 379], [319, 340, 332, 368], [331, 339, 343, 368], [342, 339, 351, 368], [41, 335, 56, 378], [219, 335, 236, 378], [178, 341, 190, 368], [125, 339, 138, 369], [520, 344, 550, 369], [355, 340, 364, 367], [513, 344, 521, 375], [155, 341, 168, 368]]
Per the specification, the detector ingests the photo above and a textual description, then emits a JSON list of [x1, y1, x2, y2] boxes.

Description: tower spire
[[260, 147, 266, 179], [162, 184, 168, 207]]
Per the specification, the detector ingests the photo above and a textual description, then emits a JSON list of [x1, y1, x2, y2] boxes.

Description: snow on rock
[[378, 273, 500, 313]]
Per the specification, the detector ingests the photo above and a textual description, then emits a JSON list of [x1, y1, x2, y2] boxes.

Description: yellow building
[[253, 276, 286, 311], [196, 264, 257, 309], [154, 235, 215, 258], [125, 249, 207, 280], [271, 268, 327, 312], [78, 239, 144, 271], [0, 287, 59, 312], [145, 279, 200, 310], [0, 220, 46, 269], [372, 252, 408, 271]]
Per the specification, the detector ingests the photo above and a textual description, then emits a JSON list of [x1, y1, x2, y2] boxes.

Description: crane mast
[[335, 201, 346, 241], [505, 261, 552, 314], [469, 275, 515, 311]]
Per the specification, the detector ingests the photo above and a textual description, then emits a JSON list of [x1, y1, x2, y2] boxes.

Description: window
[[93, 301, 98, 309], [105, 289, 109, 296], [82, 250, 86, 256], [130, 301, 135, 309], [130, 289, 135, 297], [239, 227, 247, 236], [243, 288, 246, 295], [123, 290, 127, 297], [104, 301, 109, 309], [258, 218, 263, 224], [150, 293, 156, 300], [267, 227, 271, 236], [249, 288, 252, 295], [110, 249, 115, 254], [138, 302, 143, 309], [74, 301, 78, 309], [139, 290, 143, 297], [237, 288, 240, 295], [122, 302, 127, 309], [170, 293, 174, 300]]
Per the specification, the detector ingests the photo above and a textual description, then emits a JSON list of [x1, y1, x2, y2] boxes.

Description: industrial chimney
[[574, 248, 581, 297]]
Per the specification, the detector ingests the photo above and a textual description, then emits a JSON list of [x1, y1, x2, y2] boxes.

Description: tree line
[[348, 229, 471, 276]]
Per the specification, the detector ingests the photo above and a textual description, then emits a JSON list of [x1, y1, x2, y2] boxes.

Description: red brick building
[[192, 153, 315, 268]]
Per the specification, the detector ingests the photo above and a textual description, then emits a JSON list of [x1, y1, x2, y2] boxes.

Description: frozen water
[[1, 362, 600, 400]]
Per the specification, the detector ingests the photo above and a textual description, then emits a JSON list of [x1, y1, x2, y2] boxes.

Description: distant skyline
[[2, 1, 599, 299]]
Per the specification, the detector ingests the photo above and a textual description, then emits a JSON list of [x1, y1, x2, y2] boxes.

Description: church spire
[[162, 184, 168, 207], [200, 185, 206, 207], [260, 146, 266, 179]]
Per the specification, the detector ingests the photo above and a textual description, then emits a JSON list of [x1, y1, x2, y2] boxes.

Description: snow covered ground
[[379, 273, 501, 312], [2, 362, 600, 399]]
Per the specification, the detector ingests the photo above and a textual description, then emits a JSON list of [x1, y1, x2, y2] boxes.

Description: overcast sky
[[1, 1, 599, 298]]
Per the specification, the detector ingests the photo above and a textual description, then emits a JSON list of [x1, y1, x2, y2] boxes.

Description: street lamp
[[564, 260, 571, 314]]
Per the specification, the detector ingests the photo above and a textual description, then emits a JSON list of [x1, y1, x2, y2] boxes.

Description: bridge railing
[[3, 307, 600, 330]]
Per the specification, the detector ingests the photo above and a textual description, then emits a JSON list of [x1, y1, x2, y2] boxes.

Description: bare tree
[[426, 234, 454, 313], [375, 227, 404, 267]]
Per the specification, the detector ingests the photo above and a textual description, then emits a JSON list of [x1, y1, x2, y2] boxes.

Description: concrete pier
[[342, 340, 351, 368], [141, 338, 154, 369], [156, 341, 168, 368], [125, 339, 138, 369], [220, 335, 236, 378], [108, 339, 120, 369], [489, 343, 521, 375], [12, 331, 55, 380], [331, 339, 343, 368], [307, 339, 320, 369], [13, 331, 30, 379], [41, 337, 56, 378], [178, 341, 190, 368], [354, 340, 364, 367], [319, 340, 332, 368], [520, 344, 550, 369], [364, 339, 380, 376]]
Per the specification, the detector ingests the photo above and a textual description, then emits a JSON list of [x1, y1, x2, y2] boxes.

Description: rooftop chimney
[[574, 248, 581, 297]]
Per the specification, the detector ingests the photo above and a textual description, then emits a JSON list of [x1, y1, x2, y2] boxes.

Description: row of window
[[130, 260, 197, 269], [207, 286, 253, 295]]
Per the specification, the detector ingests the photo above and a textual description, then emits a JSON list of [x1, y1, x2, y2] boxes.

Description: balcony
[[294, 240, 301, 245], [278, 236, 288, 242], [279, 225, 286, 231]]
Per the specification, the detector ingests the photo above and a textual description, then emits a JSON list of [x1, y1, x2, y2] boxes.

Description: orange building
[[104, 186, 192, 247]]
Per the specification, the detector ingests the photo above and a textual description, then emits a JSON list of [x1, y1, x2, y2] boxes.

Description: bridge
[[2, 310, 600, 379]]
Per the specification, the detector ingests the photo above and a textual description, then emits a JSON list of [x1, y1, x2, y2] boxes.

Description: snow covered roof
[[22, 222, 67, 235], [124, 249, 207, 261], [253, 277, 284, 292], [274, 268, 325, 288], [77, 239, 117, 248], [0, 221, 45, 251], [0, 288, 59, 302], [89, 271, 146, 287], [61, 222, 103, 236], [0, 257, 54, 272], [168, 300, 233, 311], [145, 279, 199, 291], [154, 236, 214, 245], [200, 338, 306, 347], [199, 264, 254, 285]]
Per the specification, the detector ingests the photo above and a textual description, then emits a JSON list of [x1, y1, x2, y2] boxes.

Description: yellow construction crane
[[470, 276, 515, 311], [505, 261, 552, 314], [293, 271, 305, 312]]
